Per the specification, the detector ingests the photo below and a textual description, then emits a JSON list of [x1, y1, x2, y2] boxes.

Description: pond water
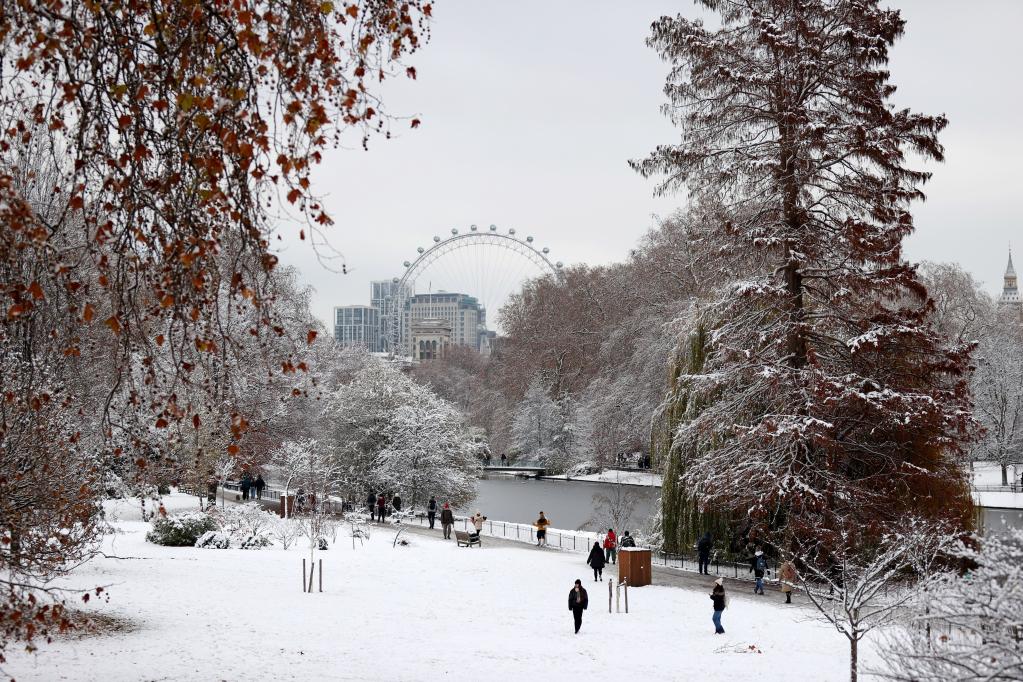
[[457, 476, 1023, 536], [457, 475, 660, 533]]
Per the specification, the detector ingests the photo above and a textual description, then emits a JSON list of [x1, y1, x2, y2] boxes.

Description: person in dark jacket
[[697, 532, 713, 575], [376, 494, 387, 522], [254, 474, 266, 501], [620, 530, 636, 548], [586, 541, 606, 581], [750, 548, 767, 594], [367, 492, 377, 520], [392, 494, 402, 513], [240, 471, 252, 501], [427, 496, 438, 529], [568, 579, 589, 633], [711, 578, 726, 634], [440, 502, 455, 539]]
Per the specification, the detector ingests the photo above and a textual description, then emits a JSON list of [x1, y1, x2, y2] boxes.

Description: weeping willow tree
[[654, 320, 737, 555]]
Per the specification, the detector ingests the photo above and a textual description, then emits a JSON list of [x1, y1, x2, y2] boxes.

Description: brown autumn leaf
[[411, 118, 421, 128], [307, 330, 317, 344], [104, 316, 122, 335]]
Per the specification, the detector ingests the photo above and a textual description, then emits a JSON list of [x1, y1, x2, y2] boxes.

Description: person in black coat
[[427, 496, 437, 529], [710, 578, 726, 634], [367, 492, 377, 519], [392, 494, 402, 513], [697, 532, 713, 575], [240, 471, 252, 501], [568, 579, 589, 633], [620, 531, 636, 548], [254, 474, 266, 500], [586, 541, 606, 581]]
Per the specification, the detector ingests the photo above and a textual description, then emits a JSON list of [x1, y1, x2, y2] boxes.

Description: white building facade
[[401, 292, 485, 355]]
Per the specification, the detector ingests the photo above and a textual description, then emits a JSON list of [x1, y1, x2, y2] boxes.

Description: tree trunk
[[850, 636, 858, 682], [1002, 463, 1008, 486]]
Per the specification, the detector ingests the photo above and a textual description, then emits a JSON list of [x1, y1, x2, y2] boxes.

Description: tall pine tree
[[633, 1, 975, 551]]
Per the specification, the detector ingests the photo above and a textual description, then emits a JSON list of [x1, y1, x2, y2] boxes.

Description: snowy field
[[4, 495, 876, 682]]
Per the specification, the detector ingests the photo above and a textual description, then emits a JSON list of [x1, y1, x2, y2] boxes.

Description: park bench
[[455, 530, 481, 548]]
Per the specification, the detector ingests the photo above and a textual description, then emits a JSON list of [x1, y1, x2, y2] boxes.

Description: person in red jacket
[[603, 528, 618, 565]]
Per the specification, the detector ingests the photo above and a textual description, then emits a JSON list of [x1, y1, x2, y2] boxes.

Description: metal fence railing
[[973, 483, 1023, 493], [398, 512, 772, 582]]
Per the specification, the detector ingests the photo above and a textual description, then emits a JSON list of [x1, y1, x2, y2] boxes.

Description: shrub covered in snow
[[239, 534, 273, 550], [195, 531, 230, 549], [146, 513, 217, 547]]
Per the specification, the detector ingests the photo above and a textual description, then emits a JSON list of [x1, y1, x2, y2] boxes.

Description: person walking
[[254, 474, 266, 501], [240, 471, 252, 501], [469, 511, 485, 539], [392, 493, 402, 514], [697, 532, 713, 575], [427, 496, 438, 529], [750, 548, 767, 595], [586, 541, 606, 581], [534, 511, 550, 547], [376, 493, 387, 522], [501, 453, 507, 466], [568, 579, 589, 634], [603, 529, 617, 565], [778, 560, 797, 604], [367, 492, 377, 519], [620, 530, 636, 548], [440, 502, 454, 539], [710, 578, 726, 634]]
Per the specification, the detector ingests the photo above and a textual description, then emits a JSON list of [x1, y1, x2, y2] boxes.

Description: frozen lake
[[459, 475, 660, 533]]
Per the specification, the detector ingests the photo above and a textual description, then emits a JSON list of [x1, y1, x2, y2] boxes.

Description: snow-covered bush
[[145, 513, 217, 547], [210, 503, 275, 541], [195, 531, 230, 549], [239, 534, 273, 550], [270, 517, 301, 550]]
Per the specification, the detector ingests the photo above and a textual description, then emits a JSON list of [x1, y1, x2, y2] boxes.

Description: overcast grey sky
[[277, 0, 1023, 328]]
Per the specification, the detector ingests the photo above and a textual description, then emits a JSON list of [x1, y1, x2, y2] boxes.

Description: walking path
[[391, 518, 807, 610]]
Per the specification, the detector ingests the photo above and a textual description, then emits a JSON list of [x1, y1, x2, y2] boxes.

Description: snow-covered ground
[[546, 469, 663, 487], [4, 494, 876, 681], [971, 461, 1021, 487]]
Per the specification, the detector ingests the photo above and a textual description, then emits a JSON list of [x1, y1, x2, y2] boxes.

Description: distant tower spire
[[1001, 247, 1022, 309]]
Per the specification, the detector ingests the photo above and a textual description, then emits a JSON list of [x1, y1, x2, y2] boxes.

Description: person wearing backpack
[[697, 532, 713, 575], [710, 578, 727, 634], [603, 529, 617, 565], [750, 549, 767, 595], [427, 496, 438, 529]]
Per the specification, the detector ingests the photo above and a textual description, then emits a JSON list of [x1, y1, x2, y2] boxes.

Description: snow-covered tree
[[325, 354, 482, 509], [879, 528, 1023, 682], [632, 0, 976, 549], [799, 518, 964, 682], [511, 375, 562, 463], [972, 315, 1023, 485]]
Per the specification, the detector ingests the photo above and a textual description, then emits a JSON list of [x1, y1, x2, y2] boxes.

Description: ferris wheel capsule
[[526, 236, 533, 243], [451, 228, 459, 235], [470, 224, 478, 231], [489, 225, 497, 231], [508, 228, 516, 235], [556, 261, 563, 268], [433, 235, 441, 243], [392, 277, 400, 283], [542, 247, 550, 254], [417, 247, 425, 253], [403, 261, 411, 267]]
